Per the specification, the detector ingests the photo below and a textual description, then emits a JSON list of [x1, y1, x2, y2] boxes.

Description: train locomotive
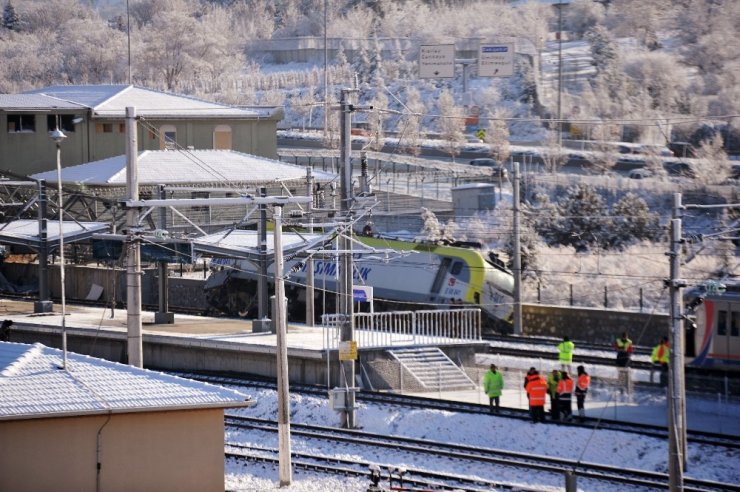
[[205, 232, 514, 331], [685, 280, 740, 369]]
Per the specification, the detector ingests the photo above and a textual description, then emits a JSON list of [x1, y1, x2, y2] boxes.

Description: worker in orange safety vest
[[557, 371, 574, 421], [525, 370, 548, 423], [575, 365, 591, 422]]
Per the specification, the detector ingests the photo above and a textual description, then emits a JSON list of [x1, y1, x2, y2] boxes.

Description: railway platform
[[0, 298, 486, 388]]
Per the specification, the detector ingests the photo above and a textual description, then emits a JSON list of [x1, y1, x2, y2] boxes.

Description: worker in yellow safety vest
[[557, 336, 575, 372], [650, 337, 670, 386]]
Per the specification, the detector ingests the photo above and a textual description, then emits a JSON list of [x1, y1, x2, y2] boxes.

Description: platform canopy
[[0, 219, 109, 250], [31, 150, 337, 188], [193, 228, 338, 261]]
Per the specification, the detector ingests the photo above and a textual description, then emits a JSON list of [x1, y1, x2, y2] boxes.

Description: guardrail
[[321, 308, 481, 350]]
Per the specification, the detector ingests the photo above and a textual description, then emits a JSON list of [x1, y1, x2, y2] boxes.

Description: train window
[[717, 310, 727, 335], [430, 257, 452, 294], [732, 312, 739, 337], [450, 261, 463, 275]]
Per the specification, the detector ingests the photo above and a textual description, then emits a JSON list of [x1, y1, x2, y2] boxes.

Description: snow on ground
[[223, 377, 740, 491]]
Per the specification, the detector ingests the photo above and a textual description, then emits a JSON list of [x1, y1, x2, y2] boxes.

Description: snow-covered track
[[225, 416, 738, 492], [176, 371, 740, 450], [226, 443, 528, 492]]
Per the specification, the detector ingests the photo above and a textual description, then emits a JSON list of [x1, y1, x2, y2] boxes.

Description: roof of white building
[[0, 342, 252, 420], [22, 85, 280, 120], [0, 94, 87, 111], [31, 149, 336, 187]]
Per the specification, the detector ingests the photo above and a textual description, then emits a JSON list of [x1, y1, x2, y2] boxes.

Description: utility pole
[[323, 0, 329, 138], [512, 162, 522, 335], [339, 87, 356, 429], [557, 1, 564, 148], [306, 168, 315, 326], [273, 204, 292, 486], [668, 192, 687, 491], [125, 106, 143, 368]]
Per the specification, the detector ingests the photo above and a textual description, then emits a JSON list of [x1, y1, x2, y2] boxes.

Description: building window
[[213, 124, 232, 150], [160, 125, 177, 150], [7, 114, 35, 133], [96, 123, 114, 133], [47, 115, 79, 133], [119, 123, 126, 133]]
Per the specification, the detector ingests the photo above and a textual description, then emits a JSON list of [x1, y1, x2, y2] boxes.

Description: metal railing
[[321, 308, 481, 350]]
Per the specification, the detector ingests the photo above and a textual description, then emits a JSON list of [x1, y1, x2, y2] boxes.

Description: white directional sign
[[478, 43, 514, 77], [419, 44, 455, 79]]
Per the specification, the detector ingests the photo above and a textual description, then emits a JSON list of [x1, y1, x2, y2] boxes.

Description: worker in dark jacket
[[575, 365, 591, 422], [0, 319, 12, 342]]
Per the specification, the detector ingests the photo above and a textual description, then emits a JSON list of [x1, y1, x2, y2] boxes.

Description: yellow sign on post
[[338, 341, 358, 361]]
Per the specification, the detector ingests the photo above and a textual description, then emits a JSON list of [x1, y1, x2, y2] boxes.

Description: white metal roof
[[24, 85, 275, 119], [0, 219, 109, 249], [0, 94, 86, 111], [31, 150, 337, 187], [0, 342, 251, 420], [195, 229, 335, 260]]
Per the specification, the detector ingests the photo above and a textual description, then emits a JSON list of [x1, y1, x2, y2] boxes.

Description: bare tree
[[694, 134, 731, 185]]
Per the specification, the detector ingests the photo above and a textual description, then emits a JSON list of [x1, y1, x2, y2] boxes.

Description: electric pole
[[273, 204, 292, 486], [512, 161, 522, 335], [668, 192, 687, 491], [125, 106, 143, 368], [338, 87, 357, 429]]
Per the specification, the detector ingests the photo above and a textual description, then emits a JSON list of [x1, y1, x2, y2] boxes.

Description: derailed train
[[685, 281, 740, 370], [205, 234, 515, 331]]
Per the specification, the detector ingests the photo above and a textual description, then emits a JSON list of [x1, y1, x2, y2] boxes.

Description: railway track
[[177, 371, 740, 449], [225, 415, 740, 492]]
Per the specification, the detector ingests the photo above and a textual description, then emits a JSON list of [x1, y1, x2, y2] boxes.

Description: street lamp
[[49, 126, 68, 370]]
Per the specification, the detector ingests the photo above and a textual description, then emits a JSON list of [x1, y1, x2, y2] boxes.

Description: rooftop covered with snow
[[0, 342, 252, 421], [31, 149, 337, 187]]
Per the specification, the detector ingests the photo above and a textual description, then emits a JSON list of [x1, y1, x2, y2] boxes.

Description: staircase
[[388, 347, 476, 391]]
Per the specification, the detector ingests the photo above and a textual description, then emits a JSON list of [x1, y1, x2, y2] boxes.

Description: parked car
[[469, 158, 508, 181], [664, 161, 695, 177], [628, 168, 652, 179]]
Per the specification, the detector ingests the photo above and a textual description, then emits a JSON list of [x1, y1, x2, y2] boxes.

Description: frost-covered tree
[[396, 86, 425, 156], [2, 1, 19, 31], [624, 52, 688, 113], [436, 89, 465, 161], [607, 0, 665, 50], [611, 193, 662, 248], [353, 46, 372, 87], [367, 88, 388, 152], [419, 207, 442, 242], [485, 110, 511, 164], [540, 131, 565, 173], [694, 134, 731, 185], [552, 184, 608, 251], [564, 0, 605, 39]]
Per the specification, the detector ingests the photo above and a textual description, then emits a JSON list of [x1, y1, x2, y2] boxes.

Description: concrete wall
[[1, 263, 208, 312], [0, 409, 226, 492], [522, 303, 670, 347]]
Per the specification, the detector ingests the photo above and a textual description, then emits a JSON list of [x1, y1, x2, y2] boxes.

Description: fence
[[321, 308, 481, 350]]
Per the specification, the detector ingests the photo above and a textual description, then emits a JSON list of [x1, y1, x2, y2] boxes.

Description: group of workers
[[483, 332, 673, 423], [483, 363, 591, 423]]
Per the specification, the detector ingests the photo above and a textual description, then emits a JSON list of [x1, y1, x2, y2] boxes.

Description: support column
[[154, 184, 174, 324], [306, 168, 315, 326], [253, 186, 271, 333], [34, 179, 53, 313]]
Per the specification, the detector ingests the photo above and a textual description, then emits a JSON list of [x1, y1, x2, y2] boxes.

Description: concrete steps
[[388, 347, 475, 391]]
